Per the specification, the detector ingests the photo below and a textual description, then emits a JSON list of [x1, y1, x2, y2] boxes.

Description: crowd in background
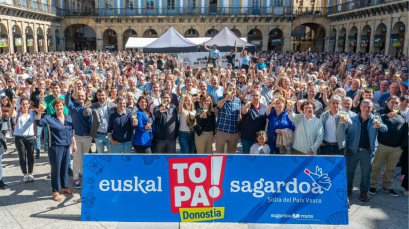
[[0, 48, 407, 203]]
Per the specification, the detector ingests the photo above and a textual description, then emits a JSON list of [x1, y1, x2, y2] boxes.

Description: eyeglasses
[[162, 97, 170, 99]]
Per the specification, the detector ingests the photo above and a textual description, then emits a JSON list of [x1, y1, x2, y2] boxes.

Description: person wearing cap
[[203, 43, 220, 68], [223, 47, 237, 69]]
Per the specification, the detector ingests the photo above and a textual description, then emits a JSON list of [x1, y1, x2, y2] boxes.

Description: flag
[[234, 40, 236, 47]]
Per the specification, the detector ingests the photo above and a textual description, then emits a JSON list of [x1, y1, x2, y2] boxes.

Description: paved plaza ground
[[0, 140, 408, 229]]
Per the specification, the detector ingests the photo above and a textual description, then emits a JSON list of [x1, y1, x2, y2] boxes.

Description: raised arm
[[202, 42, 210, 51]]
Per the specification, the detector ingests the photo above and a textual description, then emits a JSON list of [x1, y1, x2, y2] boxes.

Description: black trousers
[[15, 136, 35, 174], [155, 139, 176, 153], [48, 145, 70, 193], [241, 64, 249, 73], [133, 145, 152, 154]]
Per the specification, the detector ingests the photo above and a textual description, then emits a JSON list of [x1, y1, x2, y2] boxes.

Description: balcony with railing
[[59, 6, 329, 17], [327, 0, 405, 15], [0, 0, 57, 16]]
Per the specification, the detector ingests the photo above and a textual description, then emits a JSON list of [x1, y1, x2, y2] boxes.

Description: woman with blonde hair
[[178, 95, 196, 153], [194, 95, 216, 154]]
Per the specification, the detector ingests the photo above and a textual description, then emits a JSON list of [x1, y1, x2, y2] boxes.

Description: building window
[[126, 0, 134, 8], [167, 0, 175, 9], [106, 0, 113, 8], [146, 0, 153, 9], [191, 0, 196, 8], [274, 0, 283, 6]]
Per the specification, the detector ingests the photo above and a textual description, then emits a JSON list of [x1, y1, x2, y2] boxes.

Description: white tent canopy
[[187, 37, 247, 45], [125, 37, 248, 49], [125, 38, 157, 48]]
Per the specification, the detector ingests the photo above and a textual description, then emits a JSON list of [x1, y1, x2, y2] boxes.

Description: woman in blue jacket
[[265, 96, 296, 154], [133, 96, 155, 153], [36, 98, 76, 201]]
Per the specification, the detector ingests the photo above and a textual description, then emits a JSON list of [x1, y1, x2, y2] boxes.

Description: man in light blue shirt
[[240, 47, 251, 73], [207, 75, 224, 102], [203, 43, 220, 67]]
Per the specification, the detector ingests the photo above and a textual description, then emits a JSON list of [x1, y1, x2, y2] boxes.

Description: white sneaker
[[23, 175, 29, 183], [28, 174, 35, 182], [5, 132, 12, 139]]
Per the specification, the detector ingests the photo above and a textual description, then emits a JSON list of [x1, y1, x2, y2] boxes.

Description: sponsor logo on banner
[[168, 156, 226, 222], [178, 53, 240, 69]]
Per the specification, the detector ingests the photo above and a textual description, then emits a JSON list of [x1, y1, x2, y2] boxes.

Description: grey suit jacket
[[83, 101, 117, 138], [320, 110, 354, 150]]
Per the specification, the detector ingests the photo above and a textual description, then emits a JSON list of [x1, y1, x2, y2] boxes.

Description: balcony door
[[253, 0, 261, 14], [209, 0, 217, 14]]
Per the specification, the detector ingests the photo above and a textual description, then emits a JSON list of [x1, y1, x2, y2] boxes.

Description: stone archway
[[64, 24, 97, 51], [248, 28, 263, 51], [291, 23, 327, 52], [374, 23, 387, 53], [102, 28, 117, 51], [348, 26, 358, 53], [143, 29, 158, 38], [205, 28, 219, 37], [390, 21, 405, 57], [12, 25, 22, 53], [184, 28, 199, 38], [36, 27, 45, 52], [25, 25, 34, 53], [123, 29, 137, 50], [268, 29, 283, 51], [0, 22, 10, 53], [329, 28, 337, 52], [360, 25, 371, 53]]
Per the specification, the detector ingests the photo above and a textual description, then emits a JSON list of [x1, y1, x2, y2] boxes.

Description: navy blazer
[[36, 114, 74, 146]]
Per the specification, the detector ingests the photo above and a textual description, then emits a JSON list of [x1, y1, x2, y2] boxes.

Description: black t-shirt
[[5, 87, 15, 101], [226, 54, 235, 64], [30, 89, 41, 108]]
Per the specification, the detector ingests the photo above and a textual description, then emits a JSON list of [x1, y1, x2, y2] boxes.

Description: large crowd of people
[[0, 48, 407, 203]]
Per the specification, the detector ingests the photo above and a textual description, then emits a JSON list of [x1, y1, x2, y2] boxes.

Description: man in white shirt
[[319, 95, 352, 155]]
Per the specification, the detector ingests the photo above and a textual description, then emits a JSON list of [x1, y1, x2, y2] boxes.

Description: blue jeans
[[320, 144, 344, 155], [35, 125, 43, 152], [43, 126, 49, 151], [111, 141, 132, 154], [241, 138, 254, 154], [95, 134, 112, 153], [179, 132, 195, 154], [346, 149, 373, 191]]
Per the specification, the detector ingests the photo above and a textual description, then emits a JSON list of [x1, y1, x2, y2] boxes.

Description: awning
[[125, 38, 157, 48]]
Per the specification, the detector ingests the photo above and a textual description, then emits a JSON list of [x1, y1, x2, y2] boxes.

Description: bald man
[[65, 89, 93, 189]]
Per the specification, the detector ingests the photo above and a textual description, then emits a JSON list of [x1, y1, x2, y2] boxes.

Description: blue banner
[[81, 154, 348, 225]]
